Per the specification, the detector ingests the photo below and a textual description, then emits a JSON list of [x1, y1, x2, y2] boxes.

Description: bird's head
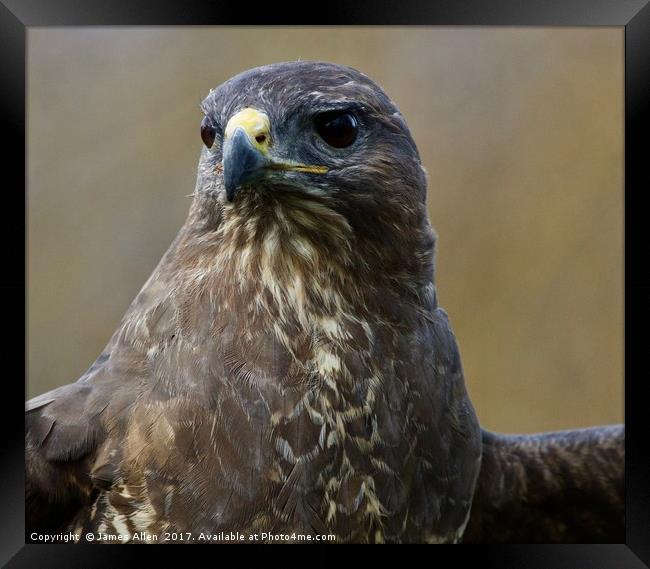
[[199, 62, 426, 208], [190, 61, 436, 294]]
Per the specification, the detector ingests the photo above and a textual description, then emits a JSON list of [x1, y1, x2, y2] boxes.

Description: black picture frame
[[2, 0, 648, 564]]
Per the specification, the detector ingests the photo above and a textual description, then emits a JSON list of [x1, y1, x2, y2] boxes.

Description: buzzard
[[26, 61, 623, 544]]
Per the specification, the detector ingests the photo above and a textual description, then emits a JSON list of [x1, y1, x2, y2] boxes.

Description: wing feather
[[25, 360, 115, 535], [462, 425, 624, 543]]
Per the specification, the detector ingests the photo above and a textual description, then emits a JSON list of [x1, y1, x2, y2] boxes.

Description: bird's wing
[[394, 304, 482, 541], [462, 424, 624, 543], [25, 355, 116, 535]]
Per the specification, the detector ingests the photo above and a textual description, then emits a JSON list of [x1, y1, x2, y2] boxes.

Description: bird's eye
[[201, 116, 217, 148], [314, 111, 359, 148]]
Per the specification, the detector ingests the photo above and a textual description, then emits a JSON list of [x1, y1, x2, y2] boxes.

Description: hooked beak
[[223, 128, 269, 201], [221, 107, 328, 202], [222, 108, 271, 202]]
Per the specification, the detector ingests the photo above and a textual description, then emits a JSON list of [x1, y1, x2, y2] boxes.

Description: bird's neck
[[116, 193, 439, 362], [182, 193, 437, 324]]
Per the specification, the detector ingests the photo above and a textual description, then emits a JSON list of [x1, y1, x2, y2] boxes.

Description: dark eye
[[201, 116, 216, 148], [314, 111, 359, 148]]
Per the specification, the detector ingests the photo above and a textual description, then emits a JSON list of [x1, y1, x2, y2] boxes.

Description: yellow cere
[[225, 107, 272, 155]]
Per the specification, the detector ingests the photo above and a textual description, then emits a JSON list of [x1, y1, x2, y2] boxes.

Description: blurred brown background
[[27, 28, 623, 433]]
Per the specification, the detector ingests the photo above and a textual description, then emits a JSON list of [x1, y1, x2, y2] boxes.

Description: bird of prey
[[26, 61, 623, 544]]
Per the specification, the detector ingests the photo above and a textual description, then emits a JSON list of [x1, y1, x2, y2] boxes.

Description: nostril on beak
[[255, 134, 267, 144]]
